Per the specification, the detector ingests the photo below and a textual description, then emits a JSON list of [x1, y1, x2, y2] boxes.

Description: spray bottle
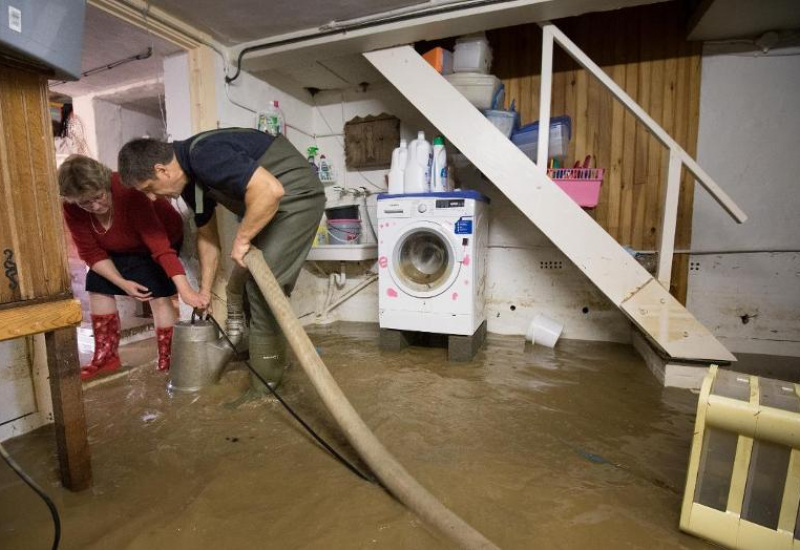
[[404, 131, 431, 194], [256, 100, 285, 137], [430, 136, 448, 193], [387, 139, 408, 195], [306, 146, 319, 175]]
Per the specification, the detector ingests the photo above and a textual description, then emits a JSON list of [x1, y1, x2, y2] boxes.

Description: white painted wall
[[688, 47, 800, 357], [211, 57, 320, 317], [93, 100, 165, 170], [0, 336, 53, 442]]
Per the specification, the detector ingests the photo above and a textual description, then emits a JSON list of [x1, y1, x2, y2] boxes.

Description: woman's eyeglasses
[[74, 191, 108, 209]]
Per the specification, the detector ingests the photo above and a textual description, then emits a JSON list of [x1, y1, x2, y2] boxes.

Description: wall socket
[[540, 260, 564, 270], [690, 261, 701, 272]]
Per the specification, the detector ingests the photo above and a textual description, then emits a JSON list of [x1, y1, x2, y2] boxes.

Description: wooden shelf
[[0, 298, 82, 343]]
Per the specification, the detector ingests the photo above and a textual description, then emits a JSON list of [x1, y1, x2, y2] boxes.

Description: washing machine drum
[[391, 224, 461, 298]]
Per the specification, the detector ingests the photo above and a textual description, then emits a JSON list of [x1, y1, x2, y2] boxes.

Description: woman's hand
[[119, 280, 152, 301]]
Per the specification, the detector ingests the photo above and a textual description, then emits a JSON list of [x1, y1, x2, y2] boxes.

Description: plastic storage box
[[453, 33, 492, 74], [511, 115, 571, 162], [423, 47, 453, 74], [546, 167, 604, 208], [484, 110, 518, 138], [444, 72, 500, 110]]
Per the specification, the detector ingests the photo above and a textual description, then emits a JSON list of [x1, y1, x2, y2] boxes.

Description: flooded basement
[[1, 322, 713, 549]]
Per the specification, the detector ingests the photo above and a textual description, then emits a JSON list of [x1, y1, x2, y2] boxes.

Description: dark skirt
[[85, 246, 181, 298]]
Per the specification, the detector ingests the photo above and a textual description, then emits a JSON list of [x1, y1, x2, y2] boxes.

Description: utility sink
[[306, 243, 378, 262]]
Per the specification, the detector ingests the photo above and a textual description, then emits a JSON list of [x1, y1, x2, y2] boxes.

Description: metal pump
[[168, 267, 248, 392]]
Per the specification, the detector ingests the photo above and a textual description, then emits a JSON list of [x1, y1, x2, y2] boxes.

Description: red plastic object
[[546, 168, 605, 208]]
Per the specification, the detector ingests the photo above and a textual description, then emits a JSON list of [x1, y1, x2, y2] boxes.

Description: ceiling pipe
[[225, 0, 522, 84]]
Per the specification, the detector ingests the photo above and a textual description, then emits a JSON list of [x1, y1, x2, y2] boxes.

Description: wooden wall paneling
[[632, 7, 652, 251], [592, 16, 616, 229], [619, 10, 640, 247], [645, 15, 667, 252], [607, 14, 628, 241]]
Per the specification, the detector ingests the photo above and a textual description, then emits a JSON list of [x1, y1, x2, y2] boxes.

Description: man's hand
[[119, 280, 152, 301], [231, 235, 251, 268], [179, 286, 210, 311]]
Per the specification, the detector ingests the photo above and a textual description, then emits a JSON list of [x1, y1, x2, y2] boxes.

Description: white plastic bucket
[[327, 218, 362, 245], [526, 314, 563, 348]]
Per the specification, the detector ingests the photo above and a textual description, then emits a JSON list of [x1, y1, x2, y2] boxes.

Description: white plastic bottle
[[430, 136, 448, 192], [404, 131, 431, 194], [256, 100, 285, 136], [387, 139, 408, 195]]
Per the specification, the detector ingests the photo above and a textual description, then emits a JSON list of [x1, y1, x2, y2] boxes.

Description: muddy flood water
[[1, 323, 714, 549]]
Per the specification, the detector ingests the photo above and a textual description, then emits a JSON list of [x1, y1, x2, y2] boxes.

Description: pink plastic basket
[[547, 167, 605, 208]]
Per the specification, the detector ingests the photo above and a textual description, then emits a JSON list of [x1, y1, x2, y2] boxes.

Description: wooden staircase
[[365, 45, 737, 364]]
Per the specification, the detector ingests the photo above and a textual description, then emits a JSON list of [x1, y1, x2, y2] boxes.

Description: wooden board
[[0, 299, 82, 343], [344, 113, 400, 170], [487, 1, 701, 303], [45, 327, 92, 491]]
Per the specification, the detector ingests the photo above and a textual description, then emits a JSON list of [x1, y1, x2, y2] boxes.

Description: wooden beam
[[45, 328, 92, 491], [0, 299, 82, 343]]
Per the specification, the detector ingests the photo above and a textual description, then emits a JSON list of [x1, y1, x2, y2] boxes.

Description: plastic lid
[[417, 131, 425, 139], [272, 100, 280, 107], [399, 139, 407, 147], [433, 136, 444, 145]]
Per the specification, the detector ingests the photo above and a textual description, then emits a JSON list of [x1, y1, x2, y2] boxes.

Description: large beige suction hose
[[243, 250, 499, 550]]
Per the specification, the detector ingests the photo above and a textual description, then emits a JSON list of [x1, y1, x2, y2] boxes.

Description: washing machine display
[[377, 191, 489, 336]]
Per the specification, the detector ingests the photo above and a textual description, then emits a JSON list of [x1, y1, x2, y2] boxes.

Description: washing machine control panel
[[435, 199, 465, 209], [417, 203, 428, 213]]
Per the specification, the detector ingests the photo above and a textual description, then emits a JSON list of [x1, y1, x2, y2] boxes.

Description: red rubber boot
[[81, 313, 121, 381], [156, 326, 174, 372]]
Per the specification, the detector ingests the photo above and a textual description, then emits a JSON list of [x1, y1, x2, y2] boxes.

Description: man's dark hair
[[117, 138, 175, 187]]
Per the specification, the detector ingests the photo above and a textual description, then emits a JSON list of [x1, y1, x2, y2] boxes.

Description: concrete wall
[[688, 47, 800, 357]]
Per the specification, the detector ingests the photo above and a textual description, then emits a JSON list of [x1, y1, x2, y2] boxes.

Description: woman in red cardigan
[[59, 155, 205, 380]]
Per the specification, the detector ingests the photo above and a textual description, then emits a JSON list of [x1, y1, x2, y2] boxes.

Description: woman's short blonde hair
[[58, 155, 112, 201]]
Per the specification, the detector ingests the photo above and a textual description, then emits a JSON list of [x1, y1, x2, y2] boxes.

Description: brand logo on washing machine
[[454, 217, 473, 235]]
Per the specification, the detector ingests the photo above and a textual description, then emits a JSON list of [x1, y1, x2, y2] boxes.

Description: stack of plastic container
[[444, 33, 500, 110]]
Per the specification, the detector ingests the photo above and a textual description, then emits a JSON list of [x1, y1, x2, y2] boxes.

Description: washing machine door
[[388, 220, 462, 299]]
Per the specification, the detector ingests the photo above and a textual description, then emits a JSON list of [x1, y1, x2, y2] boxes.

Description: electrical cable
[[0, 441, 61, 550], [204, 314, 380, 487]]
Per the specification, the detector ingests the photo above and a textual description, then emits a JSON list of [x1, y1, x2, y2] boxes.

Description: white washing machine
[[377, 191, 489, 336]]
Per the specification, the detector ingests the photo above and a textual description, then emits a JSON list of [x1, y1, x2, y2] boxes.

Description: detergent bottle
[[430, 136, 448, 192], [404, 131, 431, 194], [387, 139, 408, 195]]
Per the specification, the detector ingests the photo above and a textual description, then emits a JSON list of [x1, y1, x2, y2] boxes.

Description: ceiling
[[148, 0, 428, 45], [49, 5, 182, 113], [51, 0, 800, 105], [688, 0, 800, 41]]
